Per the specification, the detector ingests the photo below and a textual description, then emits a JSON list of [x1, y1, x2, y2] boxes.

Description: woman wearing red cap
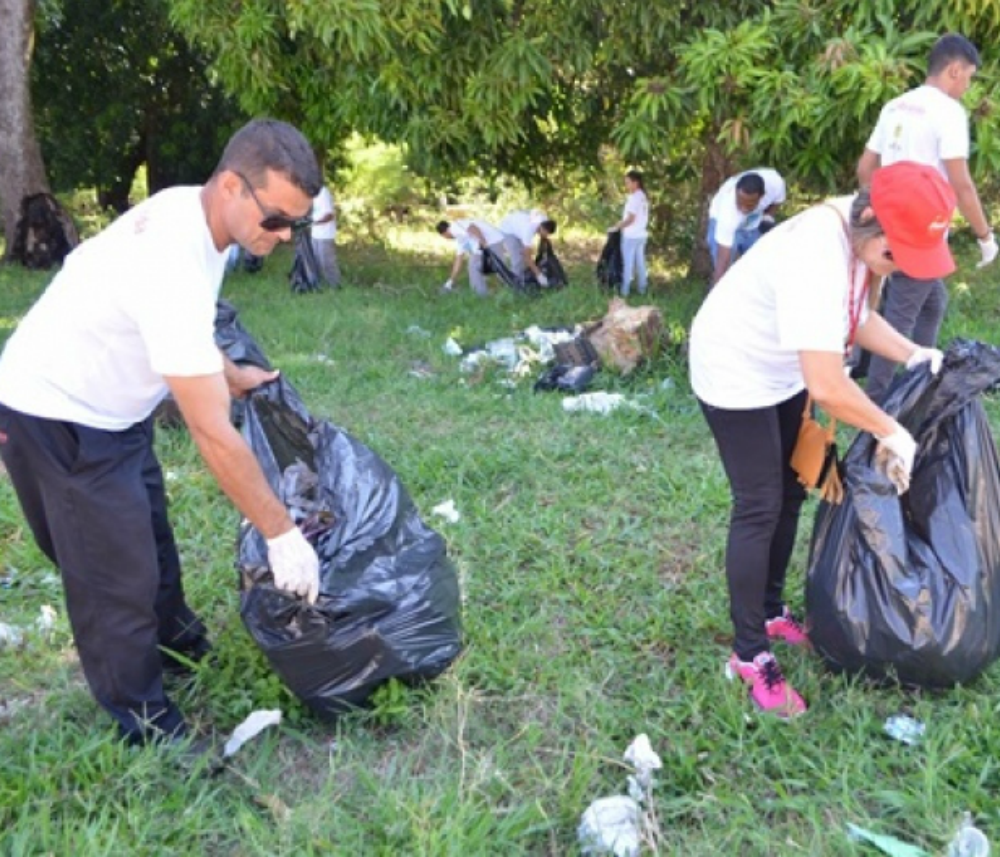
[[688, 161, 957, 718]]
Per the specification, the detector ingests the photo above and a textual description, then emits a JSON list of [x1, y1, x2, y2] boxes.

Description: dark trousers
[[0, 404, 206, 743], [865, 272, 947, 403], [699, 390, 808, 661]]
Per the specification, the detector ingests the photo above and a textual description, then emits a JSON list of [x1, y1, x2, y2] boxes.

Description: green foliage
[[32, 0, 246, 209]]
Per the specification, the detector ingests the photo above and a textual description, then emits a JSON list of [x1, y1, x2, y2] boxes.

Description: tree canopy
[[167, 0, 1000, 196]]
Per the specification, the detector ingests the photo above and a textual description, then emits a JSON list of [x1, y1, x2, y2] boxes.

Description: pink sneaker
[[725, 651, 807, 718], [765, 606, 810, 647]]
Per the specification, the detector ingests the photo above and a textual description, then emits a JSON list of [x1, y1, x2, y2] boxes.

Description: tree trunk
[[690, 135, 733, 282], [0, 0, 49, 259]]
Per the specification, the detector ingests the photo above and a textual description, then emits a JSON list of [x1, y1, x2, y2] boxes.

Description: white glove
[[266, 527, 320, 603], [905, 347, 943, 375], [875, 421, 917, 495], [537, 272, 549, 287], [977, 232, 998, 268], [441, 279, 454, 293], [607, 225, 620, 233]]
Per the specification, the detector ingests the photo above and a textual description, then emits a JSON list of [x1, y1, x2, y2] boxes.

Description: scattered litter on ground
[[313, 354, 334, 365], [580, 797, 642, 857], [847, 823, 929, 856], [578, 734, 662, 856], [406, 325, 431, 338], [946, 813, 990, 857], [36, 605, 57, 637], [223, 709, 283, 758], [408, 361, 435, 379], [0, 606, 57, 650], [0, 623, 25, 649], [442, 337, 463, 356], [0, 568, 15, 589], [165, 470, 179, 482], [431, 499, 461, 524], [884, 714, 925, 747], [563, 392, 628, 415]]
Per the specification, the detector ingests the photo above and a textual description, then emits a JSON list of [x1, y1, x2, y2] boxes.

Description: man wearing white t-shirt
[[436, 218, 506, 295], [498, 209, 557, 287], [0, 119, 324, 749], [857, 33, 998, 402], [310, 185, 341, 287], [707, 168, 786, 284]]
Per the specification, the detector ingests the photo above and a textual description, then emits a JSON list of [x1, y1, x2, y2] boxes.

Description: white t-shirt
[[311, 187, 337, 240], [451, 219, 504, 256], [690, 196, 869, 409], [0, 187, 228, 430], [709, 168, 786, 247], [865, 84, 969, 178], [622, 190, 649, 238], [499, 210, 547, 245]]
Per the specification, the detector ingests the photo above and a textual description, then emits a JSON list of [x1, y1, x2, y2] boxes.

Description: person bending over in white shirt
[[498, 209, 557, 287], [707, 168, 786, 284], [689, 161, 955, 720], [0, 119, 324, 751], [436, 218, 506, 296]]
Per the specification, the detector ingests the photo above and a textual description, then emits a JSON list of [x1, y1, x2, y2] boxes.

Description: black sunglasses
[[236, 172, 313, 232]]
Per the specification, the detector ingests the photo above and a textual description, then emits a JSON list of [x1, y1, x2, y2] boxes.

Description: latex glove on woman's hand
[[905, 347, 944, 375], [266, 527, 320, 603], [537, 272, 549, 287], [977, 232, 998, 268], [874, 421, 917, 495]]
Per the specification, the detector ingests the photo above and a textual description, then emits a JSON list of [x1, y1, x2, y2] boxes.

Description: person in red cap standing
[[856, 33, 996, 403], [688, 161, 956, 719]]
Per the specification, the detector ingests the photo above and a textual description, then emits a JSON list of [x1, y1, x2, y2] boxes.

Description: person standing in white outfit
[[310, 185, 341, 287], [608, 170, 649, 296]]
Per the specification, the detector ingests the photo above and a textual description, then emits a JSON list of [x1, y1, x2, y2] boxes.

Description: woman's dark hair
[[214, 118, 322, 197], [540, 219, 557, 235], [626, 169, 644, 190], [849, 188, 884, 245], [436, 221, 451, 235]]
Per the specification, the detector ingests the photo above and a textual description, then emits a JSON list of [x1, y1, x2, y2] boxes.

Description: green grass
[[2, 231, 1000, 856]]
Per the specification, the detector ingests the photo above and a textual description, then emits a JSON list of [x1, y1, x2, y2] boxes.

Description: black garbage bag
[[524, 238, 568, 289], [289, 230, 323, 293], [533, 363, 596, 393], [216, 309, 462, 717], [806, 339, 1000, 688], [596, 231, 623, 291], [481, 247, 536, 294], [11, 193, 80, 269]]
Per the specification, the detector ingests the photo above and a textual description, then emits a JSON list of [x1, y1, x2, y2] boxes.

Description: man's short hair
[[736, 172, 765, 197], [214, 119, 322, 197], [540, 219, 557, 235], [928, 33, 980, 75], [436, 221, 451, 235]]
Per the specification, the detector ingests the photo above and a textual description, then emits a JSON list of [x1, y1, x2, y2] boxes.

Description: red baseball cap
[[870, 161, 957, 279]]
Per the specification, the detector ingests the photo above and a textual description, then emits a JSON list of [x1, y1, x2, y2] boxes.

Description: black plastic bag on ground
[[596, 231, 623, 291], [216, 310, 462, 717], [11, 193, 80, 269], [806, 339, 1000, 688], [482, 247, 535, 294], [526, 238, 568, 289], [289, 231, 323, 293], [533, 363, 596, 393]]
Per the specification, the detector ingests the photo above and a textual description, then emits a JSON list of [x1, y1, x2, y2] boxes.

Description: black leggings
[[699, 390, 808, 661]]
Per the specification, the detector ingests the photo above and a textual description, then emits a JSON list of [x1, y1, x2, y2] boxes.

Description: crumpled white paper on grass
[[223, 709, 283, 758]]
